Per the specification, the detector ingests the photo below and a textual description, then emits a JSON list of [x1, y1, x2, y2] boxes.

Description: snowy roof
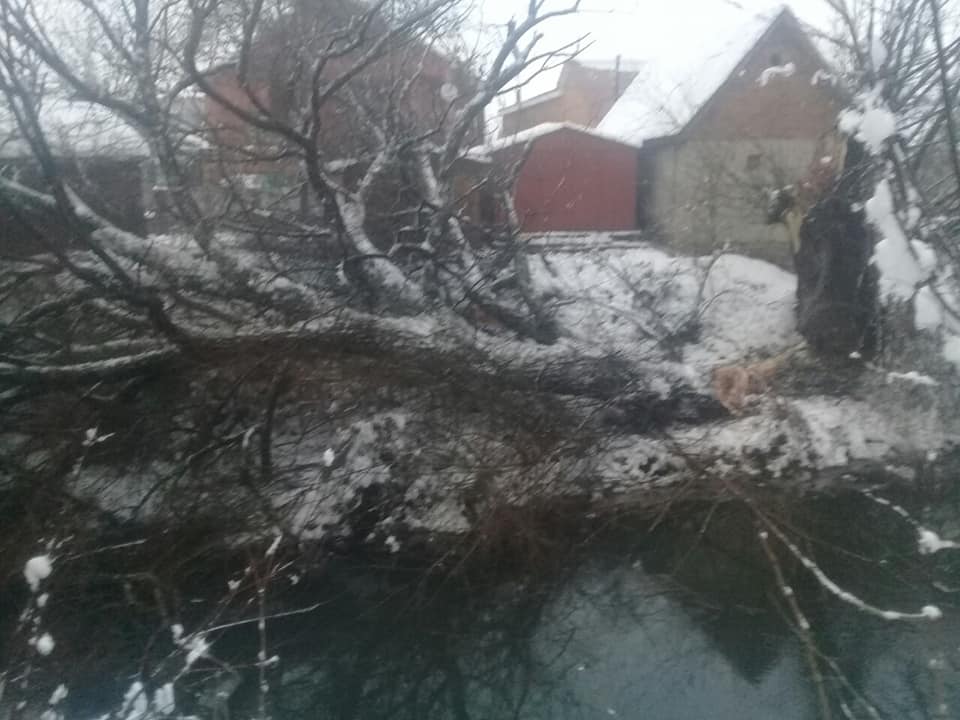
[[467, 121, 643, 159], [597, 5, 815, 143], [0, 100, 149, 159]]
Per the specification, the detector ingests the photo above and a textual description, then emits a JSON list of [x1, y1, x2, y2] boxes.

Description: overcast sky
[[471, 0, 839, 103], [478, 0, 834, 61]]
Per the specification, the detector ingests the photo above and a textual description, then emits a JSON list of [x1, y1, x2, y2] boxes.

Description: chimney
[[614, 54, 622, 98]]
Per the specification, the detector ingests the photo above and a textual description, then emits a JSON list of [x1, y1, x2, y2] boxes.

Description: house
[[499, 58, 641, 137], [600, 5, 846, 266], [484, 6, 845, 267], [474, 123, 640, 233], [201, 0, 480, 214]]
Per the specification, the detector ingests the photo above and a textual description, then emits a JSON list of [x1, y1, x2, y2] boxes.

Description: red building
[[198, 0, 480, 211], [489, 124, 640, 233]]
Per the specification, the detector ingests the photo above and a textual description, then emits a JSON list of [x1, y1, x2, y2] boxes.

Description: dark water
[[33, 497, 960, 719]]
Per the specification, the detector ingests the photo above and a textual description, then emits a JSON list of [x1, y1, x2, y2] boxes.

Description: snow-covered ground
[[529, 239, 799, 381], [533, 240, 950, 481]]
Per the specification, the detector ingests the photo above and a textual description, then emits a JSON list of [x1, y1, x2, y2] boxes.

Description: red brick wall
[[205, 71, 271, 149], [503, 128, 638, 232], [203, 40, 479, 159], [501, 95, 566, 136], [563, 63, 636, 127]]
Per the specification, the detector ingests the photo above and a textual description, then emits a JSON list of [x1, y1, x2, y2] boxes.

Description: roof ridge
[[596, 3, 841, 144], [676, 4, 836, 138], [468, 121, 644, 156]]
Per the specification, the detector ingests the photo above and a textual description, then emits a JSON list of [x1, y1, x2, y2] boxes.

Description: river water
[[30, 495, 960, 719]]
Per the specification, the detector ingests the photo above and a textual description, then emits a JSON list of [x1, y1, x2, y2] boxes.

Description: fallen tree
[[0, 0, 956, 575], [0, 0, 956, 571], [2, 0, 960, 716]]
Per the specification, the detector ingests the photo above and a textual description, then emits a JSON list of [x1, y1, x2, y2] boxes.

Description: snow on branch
[[759, 528, 942, 622]]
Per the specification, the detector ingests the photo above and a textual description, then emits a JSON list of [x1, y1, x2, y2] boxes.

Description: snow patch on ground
[[530, 242, 798, 380], [686, 254, 798, 369], [668, 393, 944, 475], [403, 486, 471, 534]]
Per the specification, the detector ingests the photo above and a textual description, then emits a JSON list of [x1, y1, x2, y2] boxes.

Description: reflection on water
[[527, 565, 812, 720], [264, 566, 809, 720], [52, 497, 960, 719]]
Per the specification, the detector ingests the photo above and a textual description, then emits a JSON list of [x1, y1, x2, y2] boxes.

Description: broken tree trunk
[[774, 137, 881, 359]]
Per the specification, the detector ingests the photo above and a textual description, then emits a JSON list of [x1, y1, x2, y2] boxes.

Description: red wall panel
[[506, 128, 638, 232]]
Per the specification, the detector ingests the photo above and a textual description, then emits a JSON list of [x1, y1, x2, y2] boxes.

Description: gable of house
[[604, 6, 847, 267], [680, 8, 845, 142]]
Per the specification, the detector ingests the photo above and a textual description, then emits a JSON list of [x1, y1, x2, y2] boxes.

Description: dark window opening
[[478, 192, 497, 226], [636, 149, 655, 230]]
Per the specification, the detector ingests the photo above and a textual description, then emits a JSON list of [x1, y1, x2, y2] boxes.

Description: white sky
[[470, 0, 838, 104]]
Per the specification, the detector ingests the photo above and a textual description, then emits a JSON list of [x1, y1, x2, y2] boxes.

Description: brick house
[[476, 6, 844, 264], [600, 6, 847, 266], [499, 58, 641, 137], [201, 0, 480, 214]]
